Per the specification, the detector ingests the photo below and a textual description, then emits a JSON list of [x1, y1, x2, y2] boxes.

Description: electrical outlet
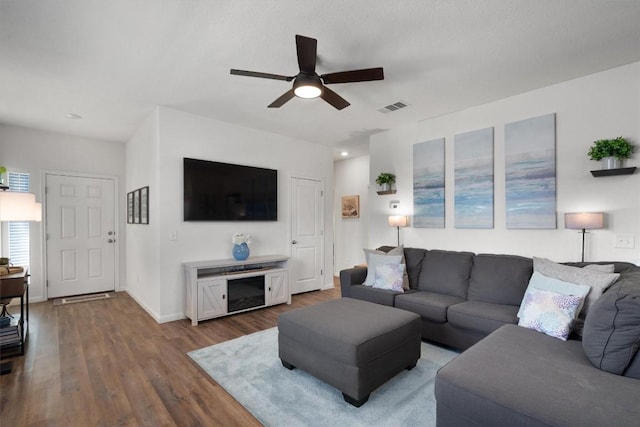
[[614, 234, 634, 249], [390, 200, 400, 209], [169, 231, 178, 241]]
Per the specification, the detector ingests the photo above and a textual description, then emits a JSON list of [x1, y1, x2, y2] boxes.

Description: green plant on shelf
[[375, 172, 396, 186], [587, 137, 634, 161]]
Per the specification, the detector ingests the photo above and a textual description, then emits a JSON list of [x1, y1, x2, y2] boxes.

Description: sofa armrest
[[339, 267, 367, 297]]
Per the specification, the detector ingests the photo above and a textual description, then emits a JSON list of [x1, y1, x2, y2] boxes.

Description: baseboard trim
[[124, 289, 186, 324]]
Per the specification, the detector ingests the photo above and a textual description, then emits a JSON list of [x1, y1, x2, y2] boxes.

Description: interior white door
[[46, 174, 116, 298], [290, 177, 323, 294]]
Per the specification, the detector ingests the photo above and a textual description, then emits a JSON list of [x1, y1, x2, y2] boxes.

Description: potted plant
[[375, 172, 396, 192], [588, 137, 634, 169]]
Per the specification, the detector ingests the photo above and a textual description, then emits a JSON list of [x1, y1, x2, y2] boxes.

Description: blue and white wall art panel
[[454, 127, 494, 229], [413, 138, 445, 228], [505, 113, 557, 229]]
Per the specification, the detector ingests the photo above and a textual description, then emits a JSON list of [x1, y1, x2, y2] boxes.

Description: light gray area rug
[[188, 327, 459, 427]]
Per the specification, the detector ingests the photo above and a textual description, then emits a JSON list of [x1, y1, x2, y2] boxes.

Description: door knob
[[108, 231, 115, 236], [292, 240, 298, 244], [108, 239, 115, 243]]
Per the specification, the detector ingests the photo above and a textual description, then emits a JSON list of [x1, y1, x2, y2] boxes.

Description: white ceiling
[[2, 1, 640, 159]]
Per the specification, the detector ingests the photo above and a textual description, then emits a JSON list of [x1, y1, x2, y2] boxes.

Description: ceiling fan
[[230, 35, 384, 110]]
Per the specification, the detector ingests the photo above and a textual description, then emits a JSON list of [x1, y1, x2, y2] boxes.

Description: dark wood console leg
[[406, 361, 417, 370], [343, 392, 369, 407], [281, 360, 295, 370]]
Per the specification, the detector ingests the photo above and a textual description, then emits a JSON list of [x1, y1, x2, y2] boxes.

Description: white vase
[[381, 183, 391, 192], [601, 157, 620, 169]]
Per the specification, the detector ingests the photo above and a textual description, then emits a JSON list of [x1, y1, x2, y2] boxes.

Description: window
[[7, 172, 30, 266]]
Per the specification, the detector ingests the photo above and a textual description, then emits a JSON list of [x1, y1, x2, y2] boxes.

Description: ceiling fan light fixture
[[293, 74, 322, 98]]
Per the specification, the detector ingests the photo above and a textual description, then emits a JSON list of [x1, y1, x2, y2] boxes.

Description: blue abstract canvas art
[[455, 127, 494, 229], [413, 138, 445, 228], [505, 113, 556, 229]]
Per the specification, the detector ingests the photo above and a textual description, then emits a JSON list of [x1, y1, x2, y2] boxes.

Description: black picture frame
[[140, 186, 149, 224], [133, 189, 141, 224], [127, 192, 134, 224]]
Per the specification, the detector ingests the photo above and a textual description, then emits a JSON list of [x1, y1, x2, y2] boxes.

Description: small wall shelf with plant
[[588, 136, 636, 176], [375, 172, 396, 195]]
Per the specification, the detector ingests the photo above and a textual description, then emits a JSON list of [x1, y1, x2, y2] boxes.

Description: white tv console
[[184, 255, 290, 325]]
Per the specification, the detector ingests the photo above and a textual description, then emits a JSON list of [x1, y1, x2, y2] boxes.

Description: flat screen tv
[[183, 157, 277, 221]]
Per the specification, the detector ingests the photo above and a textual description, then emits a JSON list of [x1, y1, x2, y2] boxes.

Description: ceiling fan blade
[[321, 67, 384, 84], [268, 89, 295, 108], [296, 35, 317, 74], [320, 86, 350, 110], [230, 69, 293, 81]]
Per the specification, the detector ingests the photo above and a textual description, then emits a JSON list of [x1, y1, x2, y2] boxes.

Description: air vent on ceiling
[[378, 101, 409, 114]]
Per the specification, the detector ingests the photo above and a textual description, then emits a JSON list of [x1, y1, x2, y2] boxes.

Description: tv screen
[[183, 158, 277, 221]]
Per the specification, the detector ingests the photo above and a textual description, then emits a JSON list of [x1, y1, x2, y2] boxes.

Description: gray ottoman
[[278, 297, 421, 407]]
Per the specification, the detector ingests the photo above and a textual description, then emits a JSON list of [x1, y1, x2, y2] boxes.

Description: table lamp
[[388, 215, 408, 247], [564, 212, 605, 262]]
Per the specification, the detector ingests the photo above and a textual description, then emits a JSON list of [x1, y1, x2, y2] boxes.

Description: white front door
[[46, 174, 116, 298], [290, 177, 323, 294]]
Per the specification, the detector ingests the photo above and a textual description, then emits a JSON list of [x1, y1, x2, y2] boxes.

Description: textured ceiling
[[2, 1, 640, 158]]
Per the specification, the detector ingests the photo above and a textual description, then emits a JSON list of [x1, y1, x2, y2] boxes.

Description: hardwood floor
[[0, 285, 341, 426]]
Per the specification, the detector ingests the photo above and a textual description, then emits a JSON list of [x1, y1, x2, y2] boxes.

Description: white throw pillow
[[517, 271, 591, 319], [532, 257, 619, 316], [372, 263, 406, 292], [518, 287, 583, 341], [363, 253, 402, 287], [363, 246, 409, 289]]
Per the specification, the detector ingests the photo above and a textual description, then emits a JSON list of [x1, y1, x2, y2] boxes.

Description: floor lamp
[[388, 215, 408, 247], [564, 212, 605, 262]]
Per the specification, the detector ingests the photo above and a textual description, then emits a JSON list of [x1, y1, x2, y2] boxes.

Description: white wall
[[0, 124, 126, 302], [334, 155, 370, 274], [124, 110, 161, 316], [368, 62, 640, 264], [126, 107, 335, 322]]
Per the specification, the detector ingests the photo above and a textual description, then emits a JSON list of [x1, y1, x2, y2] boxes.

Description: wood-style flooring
[[0, 284, 341, 426]]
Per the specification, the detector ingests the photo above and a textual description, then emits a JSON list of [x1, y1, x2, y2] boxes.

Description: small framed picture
[[140, 186, 149, 224], [127, 192, 134, 224], [133, 189, 141, 224], [341, 195, 360, 219]]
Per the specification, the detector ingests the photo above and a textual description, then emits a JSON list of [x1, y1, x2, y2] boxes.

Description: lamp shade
[[0, 191, 38, 221], [564, 212, 605, 230], [388, 215, 408, 227]]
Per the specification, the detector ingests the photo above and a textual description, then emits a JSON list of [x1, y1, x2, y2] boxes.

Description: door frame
[[289, 175, 326, 291], [41, 170, 121, 300]]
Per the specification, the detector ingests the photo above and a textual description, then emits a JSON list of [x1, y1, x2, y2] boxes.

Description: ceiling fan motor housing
[[293, 74, 323, 98]]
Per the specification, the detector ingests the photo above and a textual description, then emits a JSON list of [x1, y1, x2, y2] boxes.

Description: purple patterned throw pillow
[[373, 263, 405, 293], [518, 287, 583, 340]]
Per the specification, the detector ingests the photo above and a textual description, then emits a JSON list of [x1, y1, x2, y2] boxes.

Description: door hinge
[[321, 190, 323, 197], [320, 269, 323, 276], [45, 186, 48, 194], [46, 233, 49, 241], [46, 280, 49, 287]]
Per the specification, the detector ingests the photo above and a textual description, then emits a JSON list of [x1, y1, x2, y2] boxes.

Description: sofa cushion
[[350, 285, 398, 306], [404, 248, 426, 289], [394, 291, 465, 323], [518, 287, 584, 340], [468, 254, 533, 305], [417, 250, 474, 298], [447, 301, 519, 335], [625, 350, 640, 379], [435, 324, 640, 427], [582, 270, 640, 375]]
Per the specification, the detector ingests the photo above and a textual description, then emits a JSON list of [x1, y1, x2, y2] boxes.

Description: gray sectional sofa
[[339, 247, 640, 426]]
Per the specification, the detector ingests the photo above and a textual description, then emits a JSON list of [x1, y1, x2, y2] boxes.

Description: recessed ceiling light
[[65, 113, 82, 119], [341, 151, 349, 157]]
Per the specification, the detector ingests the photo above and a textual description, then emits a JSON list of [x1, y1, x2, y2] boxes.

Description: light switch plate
[[615, 234, 634, 249]]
